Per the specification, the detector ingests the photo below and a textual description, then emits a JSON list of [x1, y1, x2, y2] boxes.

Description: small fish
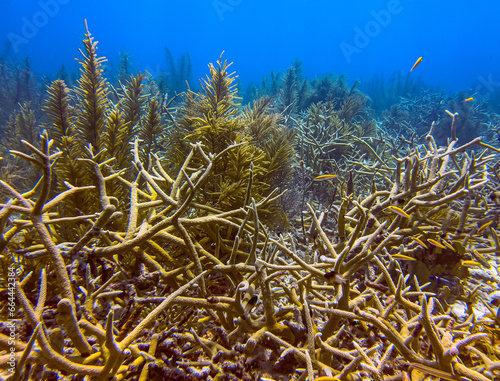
[[411, 236, 428, 249], [472, 249, 491, 269], [465, 97, 474, 102], [461, 260, 481, 268], [429, 276, 456, 287], [364, 280, 389, 293], [392, 254, 416, 261], [410, 56, 423, 71], [441, 239, 456, 252], [313, 378, 338, 381], [240, 284, 258, 313], [477, 220, 493, 234], [324, 270, 346, 284], [313, 174, 338, 182], [427, 238, 446, 249], [386, 205, 411, 219]]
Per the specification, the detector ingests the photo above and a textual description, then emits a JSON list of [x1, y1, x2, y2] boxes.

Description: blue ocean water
[[0, 0, 499, 98]]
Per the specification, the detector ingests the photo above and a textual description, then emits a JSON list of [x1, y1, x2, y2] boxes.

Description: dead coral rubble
[[1, 27, 500, 381]]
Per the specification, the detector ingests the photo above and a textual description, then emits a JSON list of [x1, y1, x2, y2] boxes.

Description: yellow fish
[[411, 236, 428, 249], [392, 254, 416, 261], [472, 249, 491, 269], [427, 238, 445, 249], [477, 220, 493, 234], [314, 378, 338, 381], [441, 239, 456, 252], [313, 174, 338, 182], [465, 97, 474, 102], [410, 56, 423, 71], [462, 260, 481, 267], [386, 205, 411, 219]]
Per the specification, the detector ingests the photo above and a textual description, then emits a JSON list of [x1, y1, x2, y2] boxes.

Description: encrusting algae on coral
[[1, 22, 500, 381]]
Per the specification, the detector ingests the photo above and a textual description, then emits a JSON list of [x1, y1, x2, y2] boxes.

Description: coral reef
[[1, 23, 500, 381], [376, 87, 500, 148]]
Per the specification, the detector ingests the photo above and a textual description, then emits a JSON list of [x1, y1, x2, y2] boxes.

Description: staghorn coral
[[1, 24, 500, 381], [1, 118, 500, 380], [291, 97, 378, 210], [379, 88, 500, 149]]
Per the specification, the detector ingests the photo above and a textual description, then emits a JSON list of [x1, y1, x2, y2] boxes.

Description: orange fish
[[410, 56, 423, 71], [465, 97, 474, 102]]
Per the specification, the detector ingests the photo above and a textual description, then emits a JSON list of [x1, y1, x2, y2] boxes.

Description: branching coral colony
[[1, 24, 500, 381]]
